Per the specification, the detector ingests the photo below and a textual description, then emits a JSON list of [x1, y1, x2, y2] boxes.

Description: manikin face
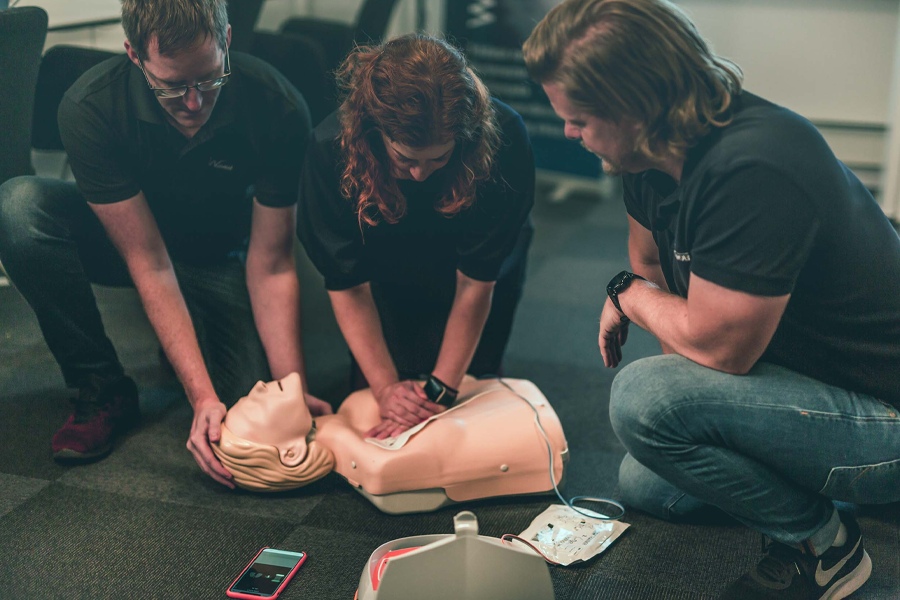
[[542, 81, 644, 176], [125, 27, 232, 135], [223, 372, 312, 467], [381, 132, 456, 182]]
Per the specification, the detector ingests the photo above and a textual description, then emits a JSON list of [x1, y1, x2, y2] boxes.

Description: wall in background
[[23, 0, 900, 217]]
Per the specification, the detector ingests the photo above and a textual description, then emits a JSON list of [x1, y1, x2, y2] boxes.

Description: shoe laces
[[70, 396, 106, 424], [755, 537, 802, 584]]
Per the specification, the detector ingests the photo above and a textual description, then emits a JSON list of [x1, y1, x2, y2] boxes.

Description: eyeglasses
[[137, 47, 231, 99]]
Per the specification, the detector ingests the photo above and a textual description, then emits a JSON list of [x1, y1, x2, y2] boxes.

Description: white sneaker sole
[[822, 549, 872, 600]]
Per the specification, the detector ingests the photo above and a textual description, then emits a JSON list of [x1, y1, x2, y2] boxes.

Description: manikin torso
[[213, 373, 569, 513]]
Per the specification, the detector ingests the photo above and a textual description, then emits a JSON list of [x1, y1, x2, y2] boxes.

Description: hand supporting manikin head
[[212, 373, 334, 492]]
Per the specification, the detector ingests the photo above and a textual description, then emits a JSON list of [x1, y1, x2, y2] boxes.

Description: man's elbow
[[694, 348, 759, 376]]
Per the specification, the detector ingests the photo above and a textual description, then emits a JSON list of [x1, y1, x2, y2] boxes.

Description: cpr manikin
[[212, 373, 569, 514]]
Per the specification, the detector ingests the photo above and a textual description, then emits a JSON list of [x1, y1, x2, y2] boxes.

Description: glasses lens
[[197, 77, 228, 92], [154, 87, 187, 98]]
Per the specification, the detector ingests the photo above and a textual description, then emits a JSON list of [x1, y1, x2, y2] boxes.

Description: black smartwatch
[[424, 375, 459, 407], [607, 270, 646, 318]]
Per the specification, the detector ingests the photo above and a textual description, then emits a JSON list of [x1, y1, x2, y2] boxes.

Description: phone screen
[[229, 549, 305, 597]]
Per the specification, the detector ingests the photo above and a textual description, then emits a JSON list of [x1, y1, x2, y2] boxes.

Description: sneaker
[[51, 375, 141, 463], [719, 513, 871, 600]]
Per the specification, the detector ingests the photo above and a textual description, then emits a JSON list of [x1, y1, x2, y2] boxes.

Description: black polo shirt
[[296, 100, 535, 291], [623, 91, 900, 406], [58, 52, 311, 264]]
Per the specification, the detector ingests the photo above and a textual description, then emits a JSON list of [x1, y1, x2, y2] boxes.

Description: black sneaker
[[719, 513, 871, 600]]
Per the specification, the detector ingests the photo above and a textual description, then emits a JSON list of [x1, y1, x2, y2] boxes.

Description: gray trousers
[[0, 176, 269, 405]]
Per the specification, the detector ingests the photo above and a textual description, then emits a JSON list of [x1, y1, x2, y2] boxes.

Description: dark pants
[[351, 226, 532, 386], [0, 176, 269, 405]]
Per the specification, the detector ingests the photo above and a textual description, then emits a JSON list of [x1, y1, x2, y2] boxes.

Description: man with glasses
[[0, 0, 328, 487]]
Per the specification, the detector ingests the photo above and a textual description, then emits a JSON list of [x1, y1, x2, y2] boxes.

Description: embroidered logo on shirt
[[209, 159, 234, 171], [674, 250, 691, 262]]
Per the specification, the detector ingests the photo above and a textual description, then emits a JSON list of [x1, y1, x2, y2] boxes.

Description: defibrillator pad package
[[515, 504, 630, 566]]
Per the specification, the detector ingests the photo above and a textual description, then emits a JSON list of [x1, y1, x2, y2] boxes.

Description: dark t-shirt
[[296, 100, 534, 290], [58, 52, 311, 264], [623, 91, 900, 406]]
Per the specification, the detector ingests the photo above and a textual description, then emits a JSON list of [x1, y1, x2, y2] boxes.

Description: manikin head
[[212, 373, 334, 492], [122, 0, 232, 135], [522, 0, 743, 173]]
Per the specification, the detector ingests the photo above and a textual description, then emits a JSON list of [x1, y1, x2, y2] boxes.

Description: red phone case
[[226, 546, 308, 600]]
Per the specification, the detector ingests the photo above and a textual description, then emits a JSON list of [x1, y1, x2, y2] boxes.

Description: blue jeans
[[0, 176, 269, 404], [610, 354, 900, 554]]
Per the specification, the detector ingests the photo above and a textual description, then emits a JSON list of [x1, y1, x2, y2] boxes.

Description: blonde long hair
[[523, 0, 743, 161]]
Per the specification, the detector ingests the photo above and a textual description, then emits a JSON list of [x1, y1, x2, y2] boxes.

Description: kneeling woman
[[297, 34, 534, 439]]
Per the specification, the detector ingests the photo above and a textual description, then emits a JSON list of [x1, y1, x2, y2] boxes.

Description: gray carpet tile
[[0, 483, 299, 600], [0, 473, 50, 518], [525, 256, 630, 309], [0, 387, 76, 481], [57, 400, 331, 523], [270, 525, 395, 600], [505, 303, 662, 370], [856, 505, 900, 599], [300, 489, 565, 542]]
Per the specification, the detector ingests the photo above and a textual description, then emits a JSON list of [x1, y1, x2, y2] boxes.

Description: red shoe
[[52, 375, 140, 463]]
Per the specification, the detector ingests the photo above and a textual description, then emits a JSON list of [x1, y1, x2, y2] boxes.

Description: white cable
[[496, 378, 625, 522]]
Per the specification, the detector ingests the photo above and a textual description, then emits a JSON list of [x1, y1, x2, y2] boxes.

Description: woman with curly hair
[[297, 34, 534, 439]]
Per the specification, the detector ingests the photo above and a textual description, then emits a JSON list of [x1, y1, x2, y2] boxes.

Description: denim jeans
[[0, 176, 269, 405], [610, 354, 900, 554]]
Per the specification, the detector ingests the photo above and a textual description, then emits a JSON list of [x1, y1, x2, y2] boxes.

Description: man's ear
[[226, 23, 232, 48], [124, 40, 141, 68], [279, 439, 309, 468]]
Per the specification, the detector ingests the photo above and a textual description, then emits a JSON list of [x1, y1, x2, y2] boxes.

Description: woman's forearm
[[432, 272, 494, 388], [328, 284, 398, 393]]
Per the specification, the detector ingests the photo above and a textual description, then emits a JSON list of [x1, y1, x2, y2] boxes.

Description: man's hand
[[187, 400, 234, 489], [599, 296, 630, 368], [366, 381, 445, 440], [305, 393, 333, 417]]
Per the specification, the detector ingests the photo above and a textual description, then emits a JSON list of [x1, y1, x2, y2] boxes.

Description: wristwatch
[[607, 270, 646, 318], [424, 375, 459, 407]]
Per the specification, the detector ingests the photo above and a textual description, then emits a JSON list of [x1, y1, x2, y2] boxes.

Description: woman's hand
[[366, 381, 445, 439]]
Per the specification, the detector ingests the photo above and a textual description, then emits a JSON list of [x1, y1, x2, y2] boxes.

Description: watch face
[[608, 270, 631, 295]]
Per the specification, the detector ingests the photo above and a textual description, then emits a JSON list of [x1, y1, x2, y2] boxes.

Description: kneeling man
[[525, 1, 900, 599]]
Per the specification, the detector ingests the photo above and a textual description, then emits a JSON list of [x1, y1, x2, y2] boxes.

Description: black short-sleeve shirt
[[296, 100, 535, 291], [623, 91, 900, 406], [58, 52, 311, 264]]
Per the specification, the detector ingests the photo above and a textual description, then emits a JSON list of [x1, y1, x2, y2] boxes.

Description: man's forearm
[[619, 282, 748, 374], [130, 266, 217, 407], [432, 276, 493, 389], [628, 258, 675, 354], [328, 284, 398, 392], [246, 261, 306, 384]]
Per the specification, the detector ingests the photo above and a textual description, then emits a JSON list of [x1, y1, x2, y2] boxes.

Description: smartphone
[[226, 547, 307, 599]]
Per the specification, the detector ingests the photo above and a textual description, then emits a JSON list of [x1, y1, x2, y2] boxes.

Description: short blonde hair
[[523, 0, 742, 160]]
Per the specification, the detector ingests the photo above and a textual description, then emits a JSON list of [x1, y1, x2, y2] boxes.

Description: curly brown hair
[[523, 0, 742, 162], [336, 34, 501, 228]]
